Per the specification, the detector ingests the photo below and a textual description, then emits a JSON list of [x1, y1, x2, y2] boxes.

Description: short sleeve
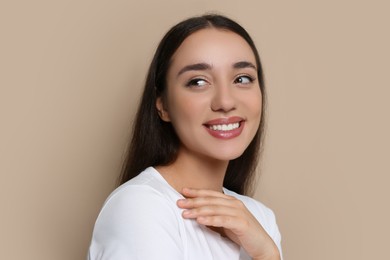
[[88, 185, 184, 260]]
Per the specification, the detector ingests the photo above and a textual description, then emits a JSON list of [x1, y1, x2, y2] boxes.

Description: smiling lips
[[203, 116, 245, 139]]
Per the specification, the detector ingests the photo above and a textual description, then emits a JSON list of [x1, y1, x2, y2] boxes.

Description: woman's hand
[[177, 188, 280, 260]]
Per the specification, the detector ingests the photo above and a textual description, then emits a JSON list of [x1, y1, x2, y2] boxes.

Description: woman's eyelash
[[234, 75, 255, 84], [185, 78, 208, 87]]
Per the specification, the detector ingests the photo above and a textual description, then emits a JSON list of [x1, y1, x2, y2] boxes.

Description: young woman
[[88, 14, 282, 260]]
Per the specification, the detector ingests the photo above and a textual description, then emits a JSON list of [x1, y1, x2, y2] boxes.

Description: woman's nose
[[210, 84, 236, 113]]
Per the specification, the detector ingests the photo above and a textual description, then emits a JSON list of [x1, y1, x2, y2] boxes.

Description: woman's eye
[[186, 78, 208, 87], [234, 75, 254, 85]]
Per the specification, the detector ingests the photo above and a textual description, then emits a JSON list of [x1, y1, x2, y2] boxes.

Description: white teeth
[[209, 122, 240, 131]]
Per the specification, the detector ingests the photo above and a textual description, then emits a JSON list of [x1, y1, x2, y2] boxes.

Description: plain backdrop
[[1, 0, 389, 259]]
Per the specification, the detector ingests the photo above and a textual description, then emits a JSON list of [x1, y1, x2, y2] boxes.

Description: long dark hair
[[119, 14, 266, 195]]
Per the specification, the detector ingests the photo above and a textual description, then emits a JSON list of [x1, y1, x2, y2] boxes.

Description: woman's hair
[[119, 14, 266, 195]]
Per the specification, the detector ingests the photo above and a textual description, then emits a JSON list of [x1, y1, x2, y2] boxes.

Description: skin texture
[[156, 28, 280, 259]]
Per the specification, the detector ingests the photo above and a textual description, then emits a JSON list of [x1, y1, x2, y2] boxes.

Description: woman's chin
[[210, 150, 246, 162]]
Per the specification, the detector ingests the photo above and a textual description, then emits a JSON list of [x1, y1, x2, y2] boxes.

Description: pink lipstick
[[203, 116, 245, 139]]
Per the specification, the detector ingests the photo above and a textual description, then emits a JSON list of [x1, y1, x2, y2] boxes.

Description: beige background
[[1, 0, 389, 259]]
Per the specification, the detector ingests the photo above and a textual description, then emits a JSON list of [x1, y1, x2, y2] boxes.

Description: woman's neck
[[156, 148, 229, 193]]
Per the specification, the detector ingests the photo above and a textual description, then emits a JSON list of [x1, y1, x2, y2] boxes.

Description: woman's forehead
[[169, 28, 256, 72]]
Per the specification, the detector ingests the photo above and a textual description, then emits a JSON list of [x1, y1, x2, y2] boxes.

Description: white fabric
[[88, 167, 282, 260]]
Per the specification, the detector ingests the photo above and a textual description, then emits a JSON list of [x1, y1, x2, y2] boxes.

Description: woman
[[88, 14, 282, 260]]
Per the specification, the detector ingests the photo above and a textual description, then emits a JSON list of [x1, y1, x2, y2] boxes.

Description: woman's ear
[[156, 97, 171, 122]]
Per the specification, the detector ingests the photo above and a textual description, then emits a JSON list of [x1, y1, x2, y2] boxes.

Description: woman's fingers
[[181, 204, 239, 218], [178, 187, 240, 210], [181, 187, 234, 199], [177, 188, 246, 216], [179, 199, 245, 218], [197, 215, 249, 232], [177, 196, 239, 209], [177, 188, 251, 232]]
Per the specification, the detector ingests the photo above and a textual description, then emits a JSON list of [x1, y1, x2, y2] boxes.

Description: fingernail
[[182, 210, 192, 217], [183, 187, 194, 193], [177, 199, 188, 208]]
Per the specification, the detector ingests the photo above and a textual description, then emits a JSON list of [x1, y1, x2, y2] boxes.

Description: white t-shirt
[[88, 167, 282, 260]]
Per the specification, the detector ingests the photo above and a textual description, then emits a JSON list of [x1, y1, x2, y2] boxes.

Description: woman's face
[[157, 28, 262, 162]]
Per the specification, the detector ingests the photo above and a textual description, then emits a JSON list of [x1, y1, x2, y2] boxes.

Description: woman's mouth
[[203, 117, 244, 139], [207, 122, 241, 131]]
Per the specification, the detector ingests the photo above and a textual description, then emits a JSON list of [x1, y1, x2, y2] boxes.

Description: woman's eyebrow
[[177, 63, 212, 77], [233, 61, 257, 70], [177, 61, 256, 77]]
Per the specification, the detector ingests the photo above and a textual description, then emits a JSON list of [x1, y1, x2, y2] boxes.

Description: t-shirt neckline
[[148, 166, 229, 196]]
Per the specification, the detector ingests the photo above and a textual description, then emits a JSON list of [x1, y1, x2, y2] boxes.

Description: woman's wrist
[[253, 251, 280, 260], [252, 243, 280, 260]]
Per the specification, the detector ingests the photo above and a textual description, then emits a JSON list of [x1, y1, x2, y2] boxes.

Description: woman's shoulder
[[89, 167, 185, 259], [96, 167, 180, 221], [106, 167, 177, 202]]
